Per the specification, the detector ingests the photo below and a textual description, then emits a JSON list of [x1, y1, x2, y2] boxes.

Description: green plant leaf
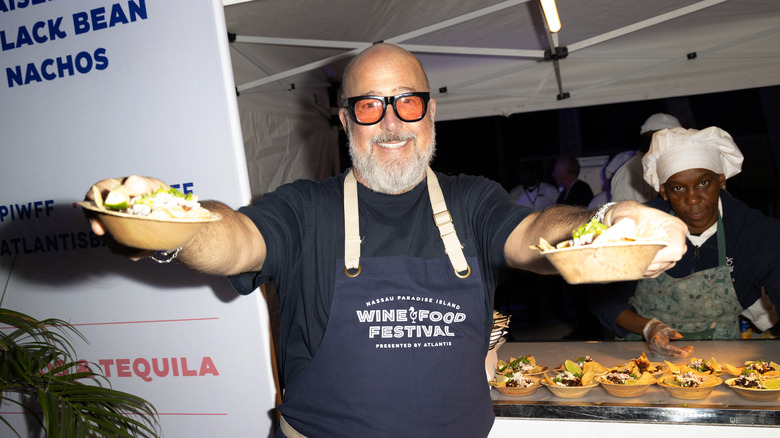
[[0, 307, 160, 437]]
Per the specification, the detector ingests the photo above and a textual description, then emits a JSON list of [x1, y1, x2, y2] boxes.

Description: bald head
[[337, 43, 437, 194], [340, 43, 430, 104]]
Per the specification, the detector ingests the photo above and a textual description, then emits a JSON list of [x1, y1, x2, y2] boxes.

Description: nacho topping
[[745, 359, 776, 374], [551, 370, 581, 387], [102, 187, 212, 220], [497, 355, 541, 374], [530, 218, 667, 252], [604, 369, 634, 384], [725, 359, 780, 377], [603, 369, 655, 385], [626, 352, 662, 374], [670, 371, 704, 388], [505, 374, 535, 388], [689, 357, 721, 374], [732, 372, 765, 389], [570, 219, 607, 246]]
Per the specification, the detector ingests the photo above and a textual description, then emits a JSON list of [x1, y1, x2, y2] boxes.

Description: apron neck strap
[[425, 167, 471, 278], [343, 167, 471, 278], [716, 211, 727, 266], [343, 170, 362, 276]]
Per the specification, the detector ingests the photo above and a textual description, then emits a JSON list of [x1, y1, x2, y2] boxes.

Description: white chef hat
[[640, 113, 682, 134], [642, 126, 744, 191]]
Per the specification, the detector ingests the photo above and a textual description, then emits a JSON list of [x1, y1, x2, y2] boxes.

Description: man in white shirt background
[[509, 162, 560, 211], [610, 113, 682, 203]]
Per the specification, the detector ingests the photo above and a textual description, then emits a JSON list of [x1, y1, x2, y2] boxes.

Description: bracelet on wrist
[[592, 201, 617, 225], [149, 247, 182, 264]]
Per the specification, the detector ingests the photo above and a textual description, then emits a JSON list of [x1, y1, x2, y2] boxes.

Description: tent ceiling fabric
[[224, 0, 780, 123]]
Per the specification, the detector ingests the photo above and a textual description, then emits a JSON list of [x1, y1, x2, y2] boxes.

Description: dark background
[[431, 85, 780, 218], [337, 84, 780, 339]]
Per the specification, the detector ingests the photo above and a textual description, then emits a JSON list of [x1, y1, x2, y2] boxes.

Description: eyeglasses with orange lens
[[344, 92, 430, 125]]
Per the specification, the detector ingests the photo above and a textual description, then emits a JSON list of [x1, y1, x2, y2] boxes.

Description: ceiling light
[[540, 0, 561, 33], [223, 0, 254, 6]]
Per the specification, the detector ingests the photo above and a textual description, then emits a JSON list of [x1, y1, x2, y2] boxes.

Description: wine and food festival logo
[[357, 294, 466, 349]]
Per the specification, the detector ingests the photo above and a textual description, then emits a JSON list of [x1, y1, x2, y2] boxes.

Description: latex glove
[[642, 318, 694, 358]]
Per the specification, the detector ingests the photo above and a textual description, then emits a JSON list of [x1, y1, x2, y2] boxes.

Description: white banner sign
[[1, 0, 276, 436]]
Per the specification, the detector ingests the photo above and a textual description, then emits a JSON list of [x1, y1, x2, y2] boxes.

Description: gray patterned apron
[[628, 213, 742, 340]]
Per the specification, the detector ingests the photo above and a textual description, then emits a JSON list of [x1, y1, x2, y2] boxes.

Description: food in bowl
[[614, 352, 665, 375], [657, 372, 722, 400], [665, 357, 722, 375], [732, 372, 764, 388], [724, 359, 780, 377], [100, 186, 213, 220], [600, 369, 655, 385], [600, 356, 658, 387], [530, 219, 667, 284], [554, 356, 607, 376], [687, 357, 722, 375], [541, 365, 599, 399], [596, 367, 657, 398], [496, 355, 547, 375], [725, 373, 780, 401], [664, 371, 706, 388], [531, 218, 667, 251], [489, 374, 542, 396], [543, 361, 597, 387], [80, 185, 220, 251], [491, 373, 537, 388]]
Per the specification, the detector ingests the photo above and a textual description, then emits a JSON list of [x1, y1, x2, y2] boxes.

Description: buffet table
[[488, 340, 779, 437]]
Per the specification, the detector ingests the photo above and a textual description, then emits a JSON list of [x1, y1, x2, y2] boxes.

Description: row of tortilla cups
[[490, 374, 780, 402]]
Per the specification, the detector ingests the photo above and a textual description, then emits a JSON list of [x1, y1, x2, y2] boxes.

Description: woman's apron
[[628, 213, 742, 340], [277, 168, 493, 438]]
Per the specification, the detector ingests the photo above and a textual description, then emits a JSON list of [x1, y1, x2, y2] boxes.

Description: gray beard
[[347, 123, 436, 194]]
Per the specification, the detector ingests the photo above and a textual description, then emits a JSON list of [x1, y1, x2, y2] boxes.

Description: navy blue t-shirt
[[229, 170, 530, 385]]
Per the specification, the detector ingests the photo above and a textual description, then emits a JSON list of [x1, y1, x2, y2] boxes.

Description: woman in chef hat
[[591, 126, 780, 357]]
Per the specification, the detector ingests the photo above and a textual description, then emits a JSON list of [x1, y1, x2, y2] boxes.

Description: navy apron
[[277, 168, 493, 437]]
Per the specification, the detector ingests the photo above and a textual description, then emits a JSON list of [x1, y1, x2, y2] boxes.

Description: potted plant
[[0, 306, 160, 437]]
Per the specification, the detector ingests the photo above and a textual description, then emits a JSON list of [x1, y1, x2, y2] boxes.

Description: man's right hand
[[84, 175, 169, 260]]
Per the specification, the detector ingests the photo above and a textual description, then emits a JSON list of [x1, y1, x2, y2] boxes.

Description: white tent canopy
[[223, 0, 780, 196]]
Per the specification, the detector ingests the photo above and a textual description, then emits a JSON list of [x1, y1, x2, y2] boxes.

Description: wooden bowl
[[541, 242, 666, 284], [725, 378, 780, 401], [541, 380, 599, 399], [596, 375, 657, 398], [490, 376, 542, 397], [657, 375, 722, 400], [79, 201, 221, 250]]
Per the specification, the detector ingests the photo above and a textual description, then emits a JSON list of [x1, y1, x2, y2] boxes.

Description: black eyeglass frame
[[344, 92, 431, 126]]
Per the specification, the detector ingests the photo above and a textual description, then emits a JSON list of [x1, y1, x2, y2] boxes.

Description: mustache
[[370, 131, 417, 144]]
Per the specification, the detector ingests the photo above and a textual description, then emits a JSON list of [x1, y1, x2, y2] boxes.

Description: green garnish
[[510, 356, 531, 368], [572, 218, 607, 239], [133, 187, 193, 207]]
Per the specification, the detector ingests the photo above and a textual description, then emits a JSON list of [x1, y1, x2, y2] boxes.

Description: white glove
[[642, 318, 694, 358]]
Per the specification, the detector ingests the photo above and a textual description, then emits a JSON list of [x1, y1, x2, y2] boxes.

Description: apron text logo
[[368, 324, 455, 338]]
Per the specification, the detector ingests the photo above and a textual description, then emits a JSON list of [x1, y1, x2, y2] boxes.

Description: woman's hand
[[643, 318, 694, 358]]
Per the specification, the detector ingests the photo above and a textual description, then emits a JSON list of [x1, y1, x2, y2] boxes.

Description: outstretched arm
[[503, 204, 592, 273], [85, 175, 266, 276], [504, 201, 687, 277]]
